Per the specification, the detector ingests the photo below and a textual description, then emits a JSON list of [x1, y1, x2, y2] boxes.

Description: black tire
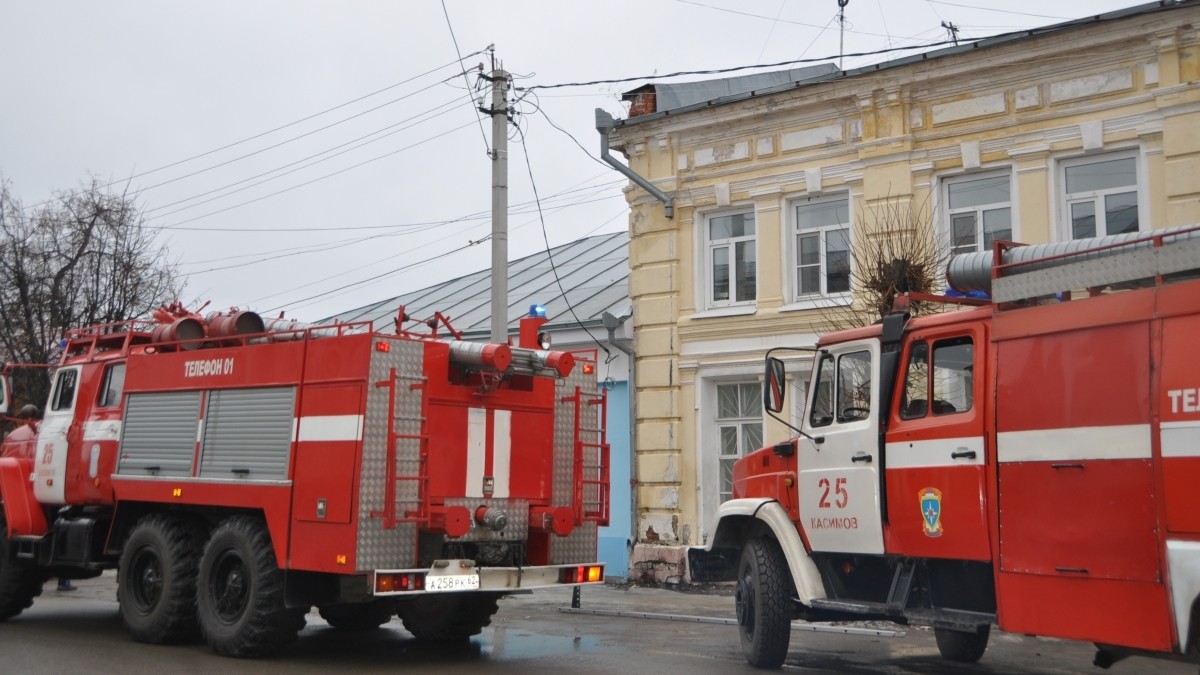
[[196, 517, 306, 657], [935, 625, 990, 663], [396, 592, 501, 641], [318, 599, 395, 630], [117, 514, 205, 644], [0, 514, 42, 620], [735, 537, 792, 669]]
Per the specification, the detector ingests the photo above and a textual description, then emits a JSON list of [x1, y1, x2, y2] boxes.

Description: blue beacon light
[[529, 304, 547, 318]]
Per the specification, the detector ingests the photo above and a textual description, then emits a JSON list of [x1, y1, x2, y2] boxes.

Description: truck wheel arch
[[708, 499, 825, 605]]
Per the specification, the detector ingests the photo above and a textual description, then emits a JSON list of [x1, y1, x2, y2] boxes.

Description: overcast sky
[[0, 0, 1142, 322]]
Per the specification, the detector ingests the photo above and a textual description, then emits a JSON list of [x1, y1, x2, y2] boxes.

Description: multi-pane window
[[900, 337, 974, 419], [1064, 155, 1139, 239], [708, 212, 756, 306], [809, 349, 872, 427], [716, 382, 763, 502], [946, 174, 1011, 256], [794, 196, 850, 298]]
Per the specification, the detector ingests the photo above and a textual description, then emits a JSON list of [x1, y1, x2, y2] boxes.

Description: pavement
[[54, 570, 740, 618]]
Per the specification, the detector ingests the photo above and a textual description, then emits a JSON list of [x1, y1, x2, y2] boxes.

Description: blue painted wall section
[[597, 381, 630, 577]]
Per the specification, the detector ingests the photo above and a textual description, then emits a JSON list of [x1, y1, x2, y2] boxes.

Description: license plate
[[426, 574, 480, 592]]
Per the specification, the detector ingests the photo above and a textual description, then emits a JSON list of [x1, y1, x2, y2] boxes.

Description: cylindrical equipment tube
[[150, 317, 205, 351], [447, 341, 513, 373], [509, 347, 575, 378]]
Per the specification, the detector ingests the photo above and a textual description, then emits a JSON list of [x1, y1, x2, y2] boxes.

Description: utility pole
[[483, 66, 510, 344], [838, 0, 850, 71]]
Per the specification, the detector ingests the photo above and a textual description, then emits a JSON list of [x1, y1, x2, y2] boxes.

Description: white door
[[797, 339, 884, 554], [34, 366, 81, 504]]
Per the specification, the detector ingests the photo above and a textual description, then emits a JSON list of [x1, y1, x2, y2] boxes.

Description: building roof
[[615, 0, 1191, 126], [623, 63, 838, 115], [323, 231, 630, 339]]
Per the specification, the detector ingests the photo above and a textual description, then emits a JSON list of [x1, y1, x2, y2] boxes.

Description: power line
[[20, 51, 488, 212], [440, 0, 491, 154], [178, 191, 620, 275], [926, 1, 1072, 21], [259, 239, 483, 314], [155, 121, 477, 231], [146, 178, 623, 232], [521, 8, 1148, 96], [143, 98, 466, 220], [518, 38, 966, 92], [674, 0, 925, 40], [513, 121, 609, 356], [232, 174, 626, 310], [131, 77, 468, 205]]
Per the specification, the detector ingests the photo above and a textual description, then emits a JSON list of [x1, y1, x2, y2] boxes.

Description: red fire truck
[[703, 226, 1200, 669], [0, 305, 608, 656]]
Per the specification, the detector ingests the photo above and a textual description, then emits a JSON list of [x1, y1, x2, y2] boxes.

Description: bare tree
[[0, 178, 181, 406], [820, 195, 949, 331]]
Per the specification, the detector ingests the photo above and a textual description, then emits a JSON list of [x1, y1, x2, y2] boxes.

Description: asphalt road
[[0, 572, 1194, 674]]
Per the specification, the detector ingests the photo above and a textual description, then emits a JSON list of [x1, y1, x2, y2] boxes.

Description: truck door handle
[[951, 449, 976, 460], [851, 454, 873, 463]]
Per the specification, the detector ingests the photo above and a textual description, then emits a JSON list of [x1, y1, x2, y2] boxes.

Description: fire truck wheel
[[196, 517, 307, 657], [318, 599, 395, 630], [934, 625, 990, 663], [117, 515, 204, 643], [0, 515, 43, 621], [396, 592, 501, 641], [736, 537, 792, 669]]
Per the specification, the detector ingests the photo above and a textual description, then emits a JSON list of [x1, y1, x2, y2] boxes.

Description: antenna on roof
[[941, 20, 960, 46], [838, 0, 850, 70]]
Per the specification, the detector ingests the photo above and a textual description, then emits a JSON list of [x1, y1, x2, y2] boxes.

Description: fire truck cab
[[705, 226, 1200, 669]]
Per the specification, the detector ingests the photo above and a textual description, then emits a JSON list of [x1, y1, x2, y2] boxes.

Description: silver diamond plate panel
[[443, 498, 529, 542], [358, 338, 426, 570], [1159, 238, 1200, 276], [552, 357, 600, 507], [550, 521, 598, 564], [552, 376, 577, 509], [548, 354, 601, 563], [994, 236, 1200, 304], [993, 248, 1157, 303]]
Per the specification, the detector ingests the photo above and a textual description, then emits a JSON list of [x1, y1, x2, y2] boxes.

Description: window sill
[[689, 305, 758, 320], [778, 295, 852, 313]]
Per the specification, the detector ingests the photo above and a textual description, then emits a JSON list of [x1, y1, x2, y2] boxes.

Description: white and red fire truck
[[0, 305, 608, 656], [703, 225, 1200, 669]]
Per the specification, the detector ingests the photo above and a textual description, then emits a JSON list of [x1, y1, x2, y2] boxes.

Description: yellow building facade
[[606, 3, 1200, 582]]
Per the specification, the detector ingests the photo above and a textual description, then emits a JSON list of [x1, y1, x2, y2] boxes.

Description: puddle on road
[[480, 626, 600, 660]]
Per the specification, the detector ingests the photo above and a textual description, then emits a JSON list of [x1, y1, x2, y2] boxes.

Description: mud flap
[[0, 458, 48, 537]]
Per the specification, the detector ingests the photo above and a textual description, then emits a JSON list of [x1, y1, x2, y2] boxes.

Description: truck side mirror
[[764, 357, 786, 413], [0, 373, 9, 415]]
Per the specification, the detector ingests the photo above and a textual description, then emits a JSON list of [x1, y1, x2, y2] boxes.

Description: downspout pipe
[[602, 311, 639, 550], [596, 109, 673, 219]]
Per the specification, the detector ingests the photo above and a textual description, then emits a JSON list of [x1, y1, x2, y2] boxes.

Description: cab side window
[[836, 350, 872, 422], [810, 354, 835, 427], [810, 350, 874, 428], [51, 369, 78, 411], [900, 337, 973, 420], [98, 363, 126, 408], [900, 342, 930, 419]]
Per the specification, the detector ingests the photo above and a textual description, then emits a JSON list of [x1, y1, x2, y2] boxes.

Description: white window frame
[[1057, 149, 1145, 241], [941, 169, 1014, 257], [783, 192, 853, 310], [696, 366, 764, 540], [701, 208, 757, 311], [713, 380, 764, 504]]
